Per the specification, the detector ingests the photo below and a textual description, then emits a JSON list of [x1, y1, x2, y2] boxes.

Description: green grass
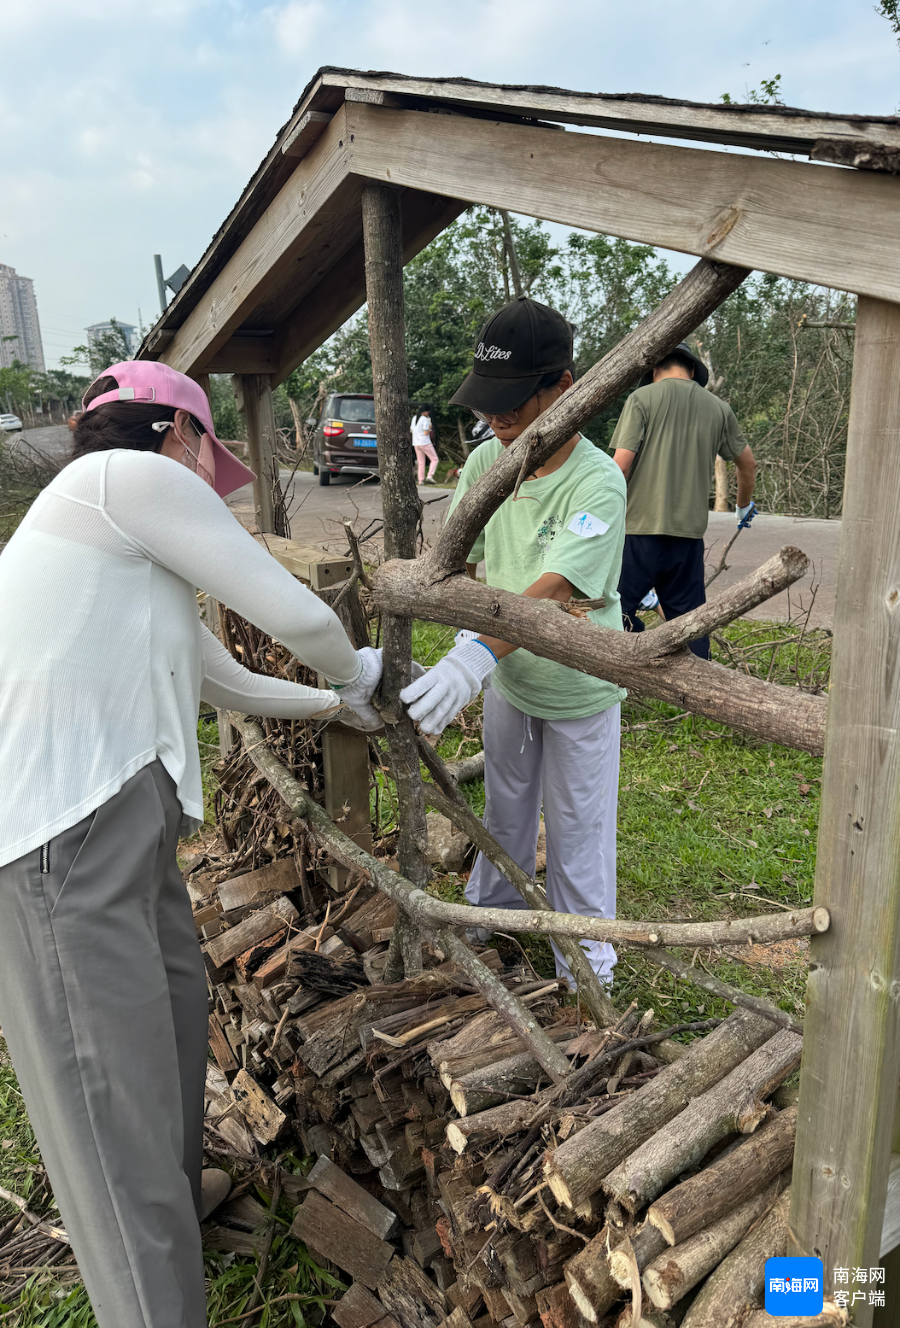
[[412, 616, 822, 1025]]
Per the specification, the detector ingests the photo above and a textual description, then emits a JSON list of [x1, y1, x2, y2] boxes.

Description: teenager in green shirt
[[400, 298, 625, 985]]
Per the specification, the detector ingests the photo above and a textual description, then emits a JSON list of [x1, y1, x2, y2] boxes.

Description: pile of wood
[[195, 858, 843, 1328]]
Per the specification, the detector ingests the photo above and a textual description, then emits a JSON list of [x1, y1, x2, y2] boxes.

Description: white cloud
[[270, 0, 328, 56]]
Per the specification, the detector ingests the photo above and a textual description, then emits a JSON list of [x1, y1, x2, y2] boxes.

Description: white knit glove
[[331, 652, 426, 732], [328, 647, 383, 730], [400, 640, 497, 736], [455, 629, 492, 689]]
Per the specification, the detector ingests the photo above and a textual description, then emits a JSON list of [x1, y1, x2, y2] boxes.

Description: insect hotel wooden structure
[[137, 69, 900, 1327]]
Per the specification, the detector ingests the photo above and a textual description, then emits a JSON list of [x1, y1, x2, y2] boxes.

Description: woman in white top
[[410, 406, 439, 484], [0, 360, 383, 1328]]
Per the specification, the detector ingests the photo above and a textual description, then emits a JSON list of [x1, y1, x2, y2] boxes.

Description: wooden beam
[[271, 188, 464, 385], [250, 533, 353, 589], [201, 337, 277, 375], [282, 109, 333, 159], [322, 723, 374, 893], [156, 107, 355, 376], [790, 296, 900, 1325], [345, 103, 900, 303], [237, 374, 277, 534], [321, 68, 900, 154]]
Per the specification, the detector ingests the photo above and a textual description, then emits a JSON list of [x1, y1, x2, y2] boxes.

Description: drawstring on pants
[[520, 714, 533, 755]]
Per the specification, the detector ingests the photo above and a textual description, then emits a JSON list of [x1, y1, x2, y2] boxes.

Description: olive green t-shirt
[[610, 379, 747, 539], [448, 436, 627, 721]]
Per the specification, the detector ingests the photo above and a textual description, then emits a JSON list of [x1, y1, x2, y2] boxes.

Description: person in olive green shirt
[[611, 341, 757, 658]]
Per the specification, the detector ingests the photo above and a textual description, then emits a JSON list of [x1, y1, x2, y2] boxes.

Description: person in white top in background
[[0, 360, 385, 1328], [410, 405, 439, 484]]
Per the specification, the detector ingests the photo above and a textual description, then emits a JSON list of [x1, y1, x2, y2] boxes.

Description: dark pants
[[618, 534, 711, 659]]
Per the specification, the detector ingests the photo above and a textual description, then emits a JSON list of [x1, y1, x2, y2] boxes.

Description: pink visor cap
[[82, 360, 257, 499]]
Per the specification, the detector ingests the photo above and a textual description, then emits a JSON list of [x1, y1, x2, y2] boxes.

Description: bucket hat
[[638, 341, 709, 388], [82, 360, 257, 498]]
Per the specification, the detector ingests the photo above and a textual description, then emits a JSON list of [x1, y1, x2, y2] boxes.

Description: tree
[[60, 318, 133, 379]]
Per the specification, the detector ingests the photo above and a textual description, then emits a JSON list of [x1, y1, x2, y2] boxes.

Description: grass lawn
[[0, 614, 824, 1322], [409, 617, 822, 1031]]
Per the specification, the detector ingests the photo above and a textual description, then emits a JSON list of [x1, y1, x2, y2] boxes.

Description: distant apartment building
[[86, 320, 136, 360], [0, 263, 45, 372]]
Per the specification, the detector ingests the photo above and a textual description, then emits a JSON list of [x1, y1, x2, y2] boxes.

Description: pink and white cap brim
[[82, 359, 257, 499]]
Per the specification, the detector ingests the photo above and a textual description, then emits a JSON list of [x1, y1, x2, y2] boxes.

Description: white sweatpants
[[466, 688, 620, 984]]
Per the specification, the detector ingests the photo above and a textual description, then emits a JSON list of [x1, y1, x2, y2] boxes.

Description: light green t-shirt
[[610, 379, 747, 539], [448, 436, 627, 721]]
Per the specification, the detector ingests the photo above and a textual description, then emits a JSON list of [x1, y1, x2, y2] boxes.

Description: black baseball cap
[[638, 341, 709, 388], [450, 296, 574, 415]]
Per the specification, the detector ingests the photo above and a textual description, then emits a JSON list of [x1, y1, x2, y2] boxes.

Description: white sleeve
[[199, 625, 340, 718], [102, 450, 360, 684]]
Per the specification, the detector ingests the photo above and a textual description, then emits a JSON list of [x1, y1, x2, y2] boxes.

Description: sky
[[1, 0, 897, 370]]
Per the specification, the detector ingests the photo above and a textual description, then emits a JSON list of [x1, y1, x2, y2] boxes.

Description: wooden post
[[322, 724, 374, 893], [321, 578, 373, 892], [237, 373, 278, 534], [361, 183, 428, 976], [713, 457, 729, 511], [790, 295, 900, 1322]]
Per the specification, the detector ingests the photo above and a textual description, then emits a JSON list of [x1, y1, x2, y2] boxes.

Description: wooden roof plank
[[159, 108, 355, 377], [318, 68, 900, 152], [344, 103, 900, 304], [137, 68, 900, 367], [269, 189, 465, 385]]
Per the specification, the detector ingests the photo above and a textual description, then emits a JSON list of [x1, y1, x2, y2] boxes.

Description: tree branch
[[372, 557, 826, 754], [427, 257, 750, 580], [642, 947, 803, 1032], [637, 547, 810, 656], [228, 714, 570, 1082]]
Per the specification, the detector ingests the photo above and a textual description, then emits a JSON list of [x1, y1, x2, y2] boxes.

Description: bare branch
[[428, 258, 750, 580]]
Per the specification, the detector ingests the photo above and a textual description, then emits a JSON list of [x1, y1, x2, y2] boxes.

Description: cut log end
[[564, 1278, 599, 1323], [642, 1259, 679, 1311], [608, 1246, 634, 1290], [449, 1085, 467, 1117], [445, 1122, 466, 1154], [543, 1162, 573, 1209], [646, 1208, 676, 1247], [812, 906, 830, 932]]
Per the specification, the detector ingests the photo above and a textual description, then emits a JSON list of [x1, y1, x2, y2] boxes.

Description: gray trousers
[[0, 760, 208, 1327], [466, 688, 620, 983]]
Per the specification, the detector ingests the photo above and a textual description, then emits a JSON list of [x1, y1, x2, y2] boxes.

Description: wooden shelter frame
[[137, 67, 900, 1322]]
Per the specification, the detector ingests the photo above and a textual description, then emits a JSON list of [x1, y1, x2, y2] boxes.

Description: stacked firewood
[[193, 857, 844, 1328]]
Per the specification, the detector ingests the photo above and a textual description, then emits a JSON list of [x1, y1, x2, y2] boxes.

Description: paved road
[[229, 471, 840, 628], [12, 424, 72, 462], [16, 432, 837, 627]]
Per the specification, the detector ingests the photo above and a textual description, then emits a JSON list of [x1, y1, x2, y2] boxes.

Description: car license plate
[[352, 437, 377, 448]]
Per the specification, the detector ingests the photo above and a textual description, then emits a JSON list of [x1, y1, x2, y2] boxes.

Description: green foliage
[[692, 275, 854, 515], [0, 362, 36, 416], [60, 319, 133, 379], [208, 375, 246, 441], [721, 74, 784, 105], [877, 0, 900, 42], [0, 363, 89, 420]]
